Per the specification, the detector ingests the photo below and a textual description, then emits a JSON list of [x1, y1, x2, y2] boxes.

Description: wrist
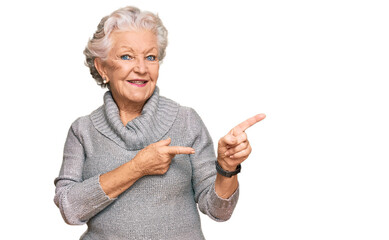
[[215, 161, 241, 178], [217, 157, 237, 171], [128, 158, 145, 178], [215, 174, 239, 199]]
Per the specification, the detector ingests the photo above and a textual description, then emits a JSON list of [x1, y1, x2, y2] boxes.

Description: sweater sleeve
[[188, 109, 239, 222], [53, 123, 116, 225]]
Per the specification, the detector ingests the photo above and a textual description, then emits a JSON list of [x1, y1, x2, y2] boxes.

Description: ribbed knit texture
[[54, 87, 239, 240]]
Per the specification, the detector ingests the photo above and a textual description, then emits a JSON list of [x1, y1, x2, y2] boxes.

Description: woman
[[54, 6, 265, 240]]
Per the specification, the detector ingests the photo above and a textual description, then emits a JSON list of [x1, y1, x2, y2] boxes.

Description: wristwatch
[[215, 161, 241, 178]]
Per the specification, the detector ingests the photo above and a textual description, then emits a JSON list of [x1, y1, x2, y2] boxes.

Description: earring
[[103, 77, 107, 84]]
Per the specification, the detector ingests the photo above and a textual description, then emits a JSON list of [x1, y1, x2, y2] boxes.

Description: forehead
[[109, 30, 158, 51]]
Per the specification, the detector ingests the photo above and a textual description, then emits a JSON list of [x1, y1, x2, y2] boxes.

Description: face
[[95, 30, 160, 107]]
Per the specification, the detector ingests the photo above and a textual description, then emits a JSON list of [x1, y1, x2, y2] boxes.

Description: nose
[[134, 57, 147, 74]]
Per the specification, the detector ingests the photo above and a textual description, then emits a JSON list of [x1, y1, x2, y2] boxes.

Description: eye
[[146, 55, 157, 61], [121, 55, 133, 60]]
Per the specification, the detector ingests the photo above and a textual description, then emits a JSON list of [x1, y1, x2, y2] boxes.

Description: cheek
[[108, 62, 130, 79], [151, 65, 160, 80]]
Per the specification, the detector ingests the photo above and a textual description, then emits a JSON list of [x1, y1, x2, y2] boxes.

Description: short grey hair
[[83, 6, 168, 88]]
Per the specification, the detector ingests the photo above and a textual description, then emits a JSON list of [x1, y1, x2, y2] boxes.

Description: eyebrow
[[117, 46, 158, 53]]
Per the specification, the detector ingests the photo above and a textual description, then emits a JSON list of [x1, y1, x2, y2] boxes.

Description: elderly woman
[[54, 6, 265, 240]]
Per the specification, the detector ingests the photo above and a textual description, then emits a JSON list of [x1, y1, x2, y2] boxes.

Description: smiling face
[[95, 30, 160, 107]]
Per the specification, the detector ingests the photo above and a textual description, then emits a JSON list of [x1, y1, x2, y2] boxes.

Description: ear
[[94, 58, 109, 83]]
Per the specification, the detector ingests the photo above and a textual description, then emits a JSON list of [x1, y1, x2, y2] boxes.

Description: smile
[[127, 80, 148, 87]]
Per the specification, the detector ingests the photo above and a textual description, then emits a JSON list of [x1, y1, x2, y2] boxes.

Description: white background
[[1, 0, 388, 239]]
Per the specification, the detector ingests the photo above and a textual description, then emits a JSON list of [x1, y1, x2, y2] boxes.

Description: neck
[[92, 87, 179, 150], [111, 93, 146, 125], [118, 102, 144, 126]]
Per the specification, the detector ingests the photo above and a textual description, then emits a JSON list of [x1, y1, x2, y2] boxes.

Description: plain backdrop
[[1, 0, 388, 239]]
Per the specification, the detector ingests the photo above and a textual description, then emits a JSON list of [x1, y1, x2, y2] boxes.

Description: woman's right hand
[[132, 138, 195, 176], [100, 138, 194, 199]]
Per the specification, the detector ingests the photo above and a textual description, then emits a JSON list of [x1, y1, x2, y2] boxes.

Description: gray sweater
[[54, 87, 239, 240]]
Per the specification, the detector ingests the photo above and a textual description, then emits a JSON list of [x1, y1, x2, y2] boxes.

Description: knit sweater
[[54, 87, 239, 240]]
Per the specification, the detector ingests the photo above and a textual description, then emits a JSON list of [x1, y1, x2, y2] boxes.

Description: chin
[[128, 91, 153, 103]]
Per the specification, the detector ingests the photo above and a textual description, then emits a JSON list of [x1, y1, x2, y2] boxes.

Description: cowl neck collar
[[90, 87, 179, 150]]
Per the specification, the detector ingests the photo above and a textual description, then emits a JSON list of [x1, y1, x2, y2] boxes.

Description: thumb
[[156, 137, 172, 146], [220, 134, 238, 147]]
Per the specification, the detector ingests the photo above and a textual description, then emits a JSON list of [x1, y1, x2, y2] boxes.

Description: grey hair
[[83, 6, 168, 88]]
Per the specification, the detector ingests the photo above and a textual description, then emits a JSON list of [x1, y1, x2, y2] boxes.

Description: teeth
[[129, 80, 146, 84]]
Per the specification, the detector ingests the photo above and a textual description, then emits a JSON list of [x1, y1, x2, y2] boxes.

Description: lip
[[127, 79, 149, 87]]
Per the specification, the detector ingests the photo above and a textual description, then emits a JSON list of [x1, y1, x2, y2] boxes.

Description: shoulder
[[176, 105, 204, 124], [158, 94, 203, 124], [174, 105, 209, 141], [68, 110, 98, 137]]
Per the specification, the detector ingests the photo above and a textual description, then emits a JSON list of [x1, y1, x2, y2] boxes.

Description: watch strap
[[215, 161, 241, 178]]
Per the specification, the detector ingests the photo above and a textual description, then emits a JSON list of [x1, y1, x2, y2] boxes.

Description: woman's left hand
[[217, 114, 266, 172]]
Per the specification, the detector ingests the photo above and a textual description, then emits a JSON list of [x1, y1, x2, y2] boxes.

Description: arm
[[99, 138, 194, 199], [54, 126, 115, 225], [190, 110, 266, 221], [215, 114, 266, 199], [54, 125, 194, 225], [188, 109, 239, 221]]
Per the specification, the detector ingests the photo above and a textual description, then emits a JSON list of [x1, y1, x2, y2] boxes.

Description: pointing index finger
[[231, 113, 266, 136], [167, 146, 195, 155]]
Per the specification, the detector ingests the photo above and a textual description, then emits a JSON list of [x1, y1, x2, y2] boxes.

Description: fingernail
[[229, 155, 234, 159], [191, 150, 195, 154]]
